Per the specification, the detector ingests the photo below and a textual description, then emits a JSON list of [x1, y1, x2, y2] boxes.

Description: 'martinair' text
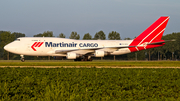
[[45, 42, 98, 47]]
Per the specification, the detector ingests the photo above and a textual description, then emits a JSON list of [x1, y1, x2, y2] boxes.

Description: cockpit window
[[16, 39, 20, 41]]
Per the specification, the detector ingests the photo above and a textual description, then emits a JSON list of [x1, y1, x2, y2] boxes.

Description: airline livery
[[4, 16, 172, 62]]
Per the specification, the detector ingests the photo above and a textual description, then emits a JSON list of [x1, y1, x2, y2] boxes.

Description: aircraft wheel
[[81, 58, 84, 61], [21, 58, 25, 62], [89, 58, 92, 61], [74, 58, 82, 61]]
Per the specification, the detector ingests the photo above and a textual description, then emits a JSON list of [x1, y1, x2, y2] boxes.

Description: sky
[[0, 0, 180, 39]]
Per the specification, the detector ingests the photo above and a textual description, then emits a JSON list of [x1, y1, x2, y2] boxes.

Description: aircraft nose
[[4, 45, 10, 51], [4, 44, 16, 52]]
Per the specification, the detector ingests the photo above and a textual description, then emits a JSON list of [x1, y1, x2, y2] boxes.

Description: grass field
[[0, 68, 180, 100], [0, 61, 180, 100], [0, 60, 180, 67]]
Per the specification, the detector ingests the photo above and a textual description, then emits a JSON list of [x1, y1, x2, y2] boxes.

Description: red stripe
[[32, 42, 38, 46], [35, 42, 41, 47], [38, 42, 44, 47], [31, 42, 38, 51]]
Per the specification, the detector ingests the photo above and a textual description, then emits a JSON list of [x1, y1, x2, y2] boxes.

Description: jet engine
[[94, 50, 105, 57], [66, 52, 77, 59]]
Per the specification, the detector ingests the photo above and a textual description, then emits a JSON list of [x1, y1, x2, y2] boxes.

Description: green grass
[[0, 60, 180, 67], [0, 68, 180, 100]]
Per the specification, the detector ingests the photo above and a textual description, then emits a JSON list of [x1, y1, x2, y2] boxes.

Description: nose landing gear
[[20, 55, 25, 62]]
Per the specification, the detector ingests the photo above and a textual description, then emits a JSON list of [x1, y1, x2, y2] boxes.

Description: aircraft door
[[27, 44, 31, 51]]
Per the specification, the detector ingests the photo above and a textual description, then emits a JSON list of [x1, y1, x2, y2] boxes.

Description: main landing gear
[[74, 56, 92, 61], [20, 55, 25, 62]]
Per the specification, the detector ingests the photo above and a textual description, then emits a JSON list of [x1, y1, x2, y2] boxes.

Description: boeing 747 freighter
[[4, 16, 172, 61]]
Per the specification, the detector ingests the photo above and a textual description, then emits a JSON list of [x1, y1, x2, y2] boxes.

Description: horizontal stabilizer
[[147, 39, 175, 45]]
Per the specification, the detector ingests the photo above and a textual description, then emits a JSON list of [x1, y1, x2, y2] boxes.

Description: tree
[[83, 33, 92, 40], [108, 31, 121, 40], [124, 37, 131, 40], [33, 31, 54, 37], [42, 31, 54, 37], [58, 33, 65, 38], [0, 31, 25, 60], [69, 32, 80, 40], [93, 30, 106, 40], [33, 33, 42, 37], [161, 32, 180, 60], [0, 31, 15, 60], [12, 32, 25, 40]]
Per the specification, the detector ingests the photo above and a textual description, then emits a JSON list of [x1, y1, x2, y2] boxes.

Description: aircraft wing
[[55, 46, 136, 54], [54, 39, 175, 55]]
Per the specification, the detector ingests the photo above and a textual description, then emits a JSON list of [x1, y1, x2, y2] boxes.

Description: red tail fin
[[129, 16, 170, 52]]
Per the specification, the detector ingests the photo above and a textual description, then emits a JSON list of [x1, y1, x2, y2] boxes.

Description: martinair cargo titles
[[4, 16, 174, 62]]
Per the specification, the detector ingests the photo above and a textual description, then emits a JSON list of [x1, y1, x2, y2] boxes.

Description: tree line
[[0, 30, 179, 60], [33, 30, 121, 40]]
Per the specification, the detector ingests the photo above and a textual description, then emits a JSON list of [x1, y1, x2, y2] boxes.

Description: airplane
[[4, 16, 173, 62]]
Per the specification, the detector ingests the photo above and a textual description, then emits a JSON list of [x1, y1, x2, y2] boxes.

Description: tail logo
[[129, 16, 170, 52], [31, 42, 44, 51]]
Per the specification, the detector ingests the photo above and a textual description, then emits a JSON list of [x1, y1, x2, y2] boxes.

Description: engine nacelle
[[94, 50, 105, 57], [66, 52, 77, 59]]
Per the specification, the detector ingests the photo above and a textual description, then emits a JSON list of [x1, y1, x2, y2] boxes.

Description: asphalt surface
[[0, 66, 180, 68]]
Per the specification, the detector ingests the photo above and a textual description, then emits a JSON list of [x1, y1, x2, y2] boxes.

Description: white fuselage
[[4, 37, 133, 57]]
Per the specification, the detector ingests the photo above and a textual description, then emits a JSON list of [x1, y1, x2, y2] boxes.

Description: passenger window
[[16, 39, 20, 41]]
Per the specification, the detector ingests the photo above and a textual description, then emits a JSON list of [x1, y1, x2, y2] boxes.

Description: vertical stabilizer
[[129, 16, 170, 52]]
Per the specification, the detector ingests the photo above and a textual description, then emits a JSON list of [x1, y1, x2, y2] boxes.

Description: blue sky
[[0, 0, 179, 39]]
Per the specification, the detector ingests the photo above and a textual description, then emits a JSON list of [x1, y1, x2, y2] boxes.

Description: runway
[[1, 66, 180, 68]]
